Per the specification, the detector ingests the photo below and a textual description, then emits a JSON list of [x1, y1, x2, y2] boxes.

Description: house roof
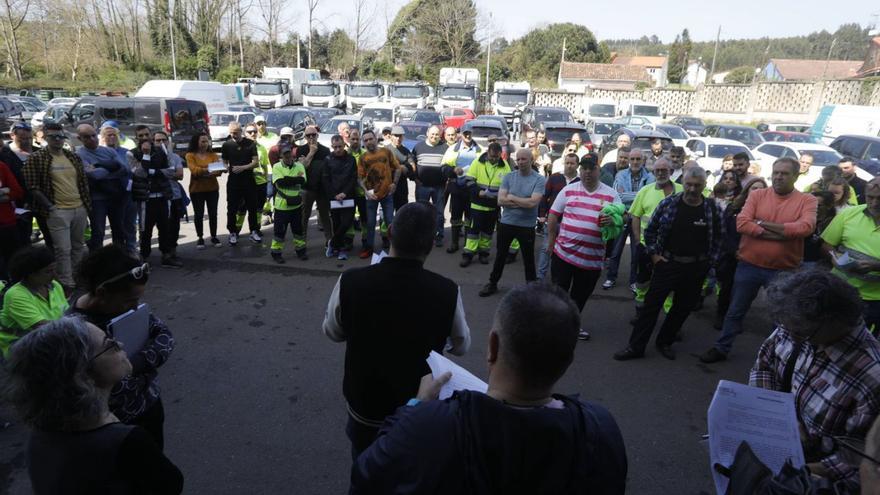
[[857, 37, 880, 77], [559, 62, 652, 82], [768, 58, 862, 80], [611, 56, 667, 68]]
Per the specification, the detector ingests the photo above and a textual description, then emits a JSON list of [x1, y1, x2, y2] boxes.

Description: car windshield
[[786, 134, 819, 143], [632, 105, 660, 117], [588, 104, 615, 117], [391, 86, 424, 98], [593, 122, 623, 134], [546, 128, 586, 143], [251, 82, 283, 95], [496, 92, 528, 106], [440, 87, 473, 100], [212, 114, 238, 126], [348, 85, 382, 97], [166, 100, 208, 132], [679, 117, 703, 126], [412, 112, 442, 124], [535, 109, 572, 122], [265, 111, 297, 128], [320, 118, 360, 133], [708, 145, 752, 159], [802, 150, 841, 166], [311, 108, 338, 119], [400, 125, 428, 141], [304, 85, 335, 97], [363, 108, 392, 121], [467, 126, 502, 138], [719, 127, 763, 146], [633, 137, 672, 151], [658, 126, 688, 139]]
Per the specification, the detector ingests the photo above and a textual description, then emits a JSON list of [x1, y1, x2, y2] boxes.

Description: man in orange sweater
[[701, 157, 817, 363]]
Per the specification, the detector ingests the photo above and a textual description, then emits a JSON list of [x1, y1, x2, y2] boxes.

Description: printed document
[[426, 351, 488, 400], [207, 161, 227, 173]]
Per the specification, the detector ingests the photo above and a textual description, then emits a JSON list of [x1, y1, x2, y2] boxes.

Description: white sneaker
[[228, 233, 238, 246], [250, 231, 262, 243], [601, 279, 615, 290]]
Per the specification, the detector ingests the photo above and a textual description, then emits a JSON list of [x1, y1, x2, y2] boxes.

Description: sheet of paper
[[370, 251, 387, 265], [14, 208, 30, 215], [426, 351, 488, 400], [707, 380, 804, 495], [330, 199, 355, 209], [207, 161, 227, 173]]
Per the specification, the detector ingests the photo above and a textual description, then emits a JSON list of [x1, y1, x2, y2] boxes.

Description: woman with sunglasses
[[5, 317, 183, 494], [67, 245, 175, 449]]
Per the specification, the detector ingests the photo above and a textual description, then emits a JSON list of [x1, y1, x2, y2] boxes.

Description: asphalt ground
[[0, 174, 772, 494]]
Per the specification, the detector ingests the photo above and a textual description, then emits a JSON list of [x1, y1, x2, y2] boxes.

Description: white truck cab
[[388, 81, 430, 109], [619, 99, 665, 125], [302, 80, 344, 108], [491, 81, 531, 128], [345, 81, 385, 112]]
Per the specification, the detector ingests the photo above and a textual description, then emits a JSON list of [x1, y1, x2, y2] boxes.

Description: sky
[[282, 0, 878, 47]]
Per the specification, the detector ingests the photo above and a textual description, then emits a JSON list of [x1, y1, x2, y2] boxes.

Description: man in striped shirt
[[546, 154, 622, 340]]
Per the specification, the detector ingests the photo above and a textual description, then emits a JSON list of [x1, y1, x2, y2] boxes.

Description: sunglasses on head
[[96, 263, 150, 292]]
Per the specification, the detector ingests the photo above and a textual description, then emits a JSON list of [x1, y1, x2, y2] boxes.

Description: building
[[557, 61, 653, 92], [683, 61, 708, 87], [762, 58, 863, 81], [711, 71, 730, 84], [857, 37, 880, 78], [611, 55, 669, 87]]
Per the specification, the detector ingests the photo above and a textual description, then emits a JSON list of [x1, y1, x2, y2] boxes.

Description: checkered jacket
[[22, 147, 91, 217], [643, 192, 723, 265]]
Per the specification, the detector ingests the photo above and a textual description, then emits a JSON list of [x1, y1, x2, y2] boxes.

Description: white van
[[618, 99, 664, 125], [135, 80, 229, 116], [579, 97, 617, 122], [809, 105, 880, 145]]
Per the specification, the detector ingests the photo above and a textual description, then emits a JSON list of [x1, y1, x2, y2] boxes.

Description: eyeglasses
[[256, 121, 266, 125], [245, 130, 257, 135], [96, 263, 150, 291], [89, 335, 122, 364], [305, 133, 318, 138], [46, 134, 67, 140]]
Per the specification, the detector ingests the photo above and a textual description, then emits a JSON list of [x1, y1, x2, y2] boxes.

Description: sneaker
[[196, 238, 205, 250], [161, 255, 183, 268], [602, 279, 615, 290], [325, 241, 335, 258], [271, 253, 286, 264], [228, 233, 238, 246], [337, 251, 348, 261], [359, 249, 371, 259], [578, 329, 591, 341], [629, 283, 637, 294], [250, 231, 262, 243], [699, 348, 727, 364], [211, 237, 222, 248], [612, 347, 644, 361], [478, 282, 498, 297]]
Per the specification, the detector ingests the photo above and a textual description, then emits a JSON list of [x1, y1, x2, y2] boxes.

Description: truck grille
[[256, 102, 274, 109]]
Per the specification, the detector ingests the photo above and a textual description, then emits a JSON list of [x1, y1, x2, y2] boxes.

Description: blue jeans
[[365, 195, 395, 250], [88, 197, 126, 251], [415, 185, 445, 238], [605, 217, 637, 284], [714, 261, 781, 354], [122, 197, 138, 253], [537, 232, 551, 280]]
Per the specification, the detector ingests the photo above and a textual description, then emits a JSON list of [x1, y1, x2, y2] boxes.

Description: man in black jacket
[[323, 201, 471, 460], [322, 135, 357, 260], [351, 282, 627, 494], [298, 125, 332, 248]]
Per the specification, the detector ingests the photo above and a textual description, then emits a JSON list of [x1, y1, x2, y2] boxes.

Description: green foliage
[[404, 64, 423, 80], [494, 23, 607, 82], [196, 46, 218, 73], [367, 59, 397, 79], [216, 65, 248, 84], [667, 29, 692, 84], [724, 66, 756, 84]]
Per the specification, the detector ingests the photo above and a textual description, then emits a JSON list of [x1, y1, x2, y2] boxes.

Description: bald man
[[76, 123, 129, 250], [413, 125, 453, 246]]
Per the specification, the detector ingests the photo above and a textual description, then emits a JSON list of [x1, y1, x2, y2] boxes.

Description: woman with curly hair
[[5, 317, 183, 494]]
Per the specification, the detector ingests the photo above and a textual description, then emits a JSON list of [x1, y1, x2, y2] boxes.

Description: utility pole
[[558, 37, 567, 85], [709, 25, 721, 84], [296, 33, 301, 68], [822, 38, 837, 79], [752, 40, 770, 84], [169, 0, 178, 79], [485, 12, 492, 94]]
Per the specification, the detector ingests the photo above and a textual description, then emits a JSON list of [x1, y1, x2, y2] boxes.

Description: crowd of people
[[0, 113, 879, 493]]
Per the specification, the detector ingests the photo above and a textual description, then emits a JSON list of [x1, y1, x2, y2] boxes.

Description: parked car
[[439, 107, 475, 130], [209, 111, 257, 148], [397, 107, 419, 122], [668, 116, 705, 136], [32, 103, 74, 128], [461, 119, 507, 149], [756, 122, 810, 133], [471, 115, 510, 138], [360, 102, 399, 132], [516, 105, 575, 145], [410, 109, 445, 127], [318, 115, 370, 148], [262, 107, 317, 139], [7, 96, 46, 121], [828, 134, 880, 177], [62, 96, 210, 155], [227, 103, 262, 115], [0, 96, 26, 131], [760, 131, 819, 144], [654, 124, 690, 148], [618, 115, 654, 130], [585, 119, 624, 149], [752, 142, 854, 184], [599, 128, 673, 166], [701, 124, 764, 149], [684, 137, 754, 175], [542, 122, 589, 159], [396, 121, 431, 150], [48, 97, 79, 106], [809, 105, 880, 145], [306, 106, 345, 129]]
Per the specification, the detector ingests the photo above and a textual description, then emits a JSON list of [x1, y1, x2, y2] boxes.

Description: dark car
[[701, 124, 764, 149], [542, 121, 589, 159], [760, 131, 819, 144], [63, 96, 209, 155], [263, 108, 317, 138], [828, 134, 880, 177], [472, 115, 510, 137], [600, 128, 673, 159], [397, 121, 431, 150], [516, 105, 574, 145], [410, 110, 445, 127], [0, 96, 26, 133], [306, 106, 345, 129], [668, 116, 705, 136]]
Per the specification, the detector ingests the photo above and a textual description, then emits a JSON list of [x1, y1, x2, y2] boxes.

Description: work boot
[[161, 254, 183, 268], [271, 252, 286, 264], [478, 282, 498, 297], [478, 253, 490, 265], [460, 254, 473, 267], [446, 228, 460, 253]]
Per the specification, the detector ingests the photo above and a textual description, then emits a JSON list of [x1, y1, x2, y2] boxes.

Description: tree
[[667, 28, 692, 84], [0, 0, 30, 80], [386, 0, 479, 66], [495, 23, 607, 82], [256, 0, 281, 64], [350, 0, 373, 71], [724, 66, 755, 84], [305, 0, 319, 68]]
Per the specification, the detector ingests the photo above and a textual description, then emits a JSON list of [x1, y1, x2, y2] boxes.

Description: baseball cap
[[254, 115, 266, 123], [382, 126, 392, 134], [280, 126, 294, 137], [391, 125, 405, 135], [461, 128, 472, 135], [100, 120, 120, 129], [10, 121, 31, 131]]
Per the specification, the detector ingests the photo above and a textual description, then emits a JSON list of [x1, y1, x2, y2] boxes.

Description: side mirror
[[662, 113, 667, 119]]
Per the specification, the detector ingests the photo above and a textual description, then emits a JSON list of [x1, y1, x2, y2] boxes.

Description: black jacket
[[131, 146, 171, 201], [297, 143, 330, 192], [322, 152, 358, 199]]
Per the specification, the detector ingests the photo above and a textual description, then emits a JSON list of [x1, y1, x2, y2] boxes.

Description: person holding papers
[[322, 135, 357, 261], [322, 202, 470, 461], [68, 246, 175, 450], [185, 132, 224, 250], [350, 282, 626, 493], [749, 270, 880, 492]]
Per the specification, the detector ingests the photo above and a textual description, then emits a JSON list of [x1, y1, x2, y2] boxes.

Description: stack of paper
[[426, 351, 488, 400]]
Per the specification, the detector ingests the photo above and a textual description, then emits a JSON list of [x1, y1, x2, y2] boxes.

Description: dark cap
[[391, 125, 405, 135], [382, 126, 392, 134]]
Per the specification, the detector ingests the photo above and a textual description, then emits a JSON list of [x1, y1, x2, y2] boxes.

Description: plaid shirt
[[21, 147, 91, 217], [643, 193, 723, 265], [750, 326, 880, 490]]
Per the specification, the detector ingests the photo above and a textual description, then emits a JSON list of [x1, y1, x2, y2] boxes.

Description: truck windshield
[[348, 86, 381, 97], [363, 108, 392, 121], [588, 104, 615, 117], [440, 87, 473, 100], [251, 82, 283, 96], [391, 86, 423, 98], [305, 85, 335, 97], [632, 105, 660, 117], [496, 92, 528, 106]]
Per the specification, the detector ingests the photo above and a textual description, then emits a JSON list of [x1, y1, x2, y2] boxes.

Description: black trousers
[[191, 190, 219, 239], [0, 224, 23, 280], [167, 198, 183, 249], [131, 398, 165, 451], [628, 260, 709, 352], [551, 254, 601, 312], [227, 179, 259, 234], [635, 243, 653, 285], [715, 253, 738, 320], [140, 199, 173, 258], [346, 415, 379, 462], [256, 183, 268, 215], [393, 179, 409, 211], [490, 223, 536, 284], [330, 207, 355, 250], [448, 191, 470, 231]]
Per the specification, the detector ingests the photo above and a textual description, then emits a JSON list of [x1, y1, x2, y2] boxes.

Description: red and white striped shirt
[[549, 182, 621, 270]]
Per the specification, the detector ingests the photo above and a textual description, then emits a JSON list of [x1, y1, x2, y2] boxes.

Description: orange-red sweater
[[736, 187, 817, 270]]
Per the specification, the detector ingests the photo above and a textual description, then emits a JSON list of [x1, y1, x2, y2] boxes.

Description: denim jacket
[[612, 168, 655, 208]]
